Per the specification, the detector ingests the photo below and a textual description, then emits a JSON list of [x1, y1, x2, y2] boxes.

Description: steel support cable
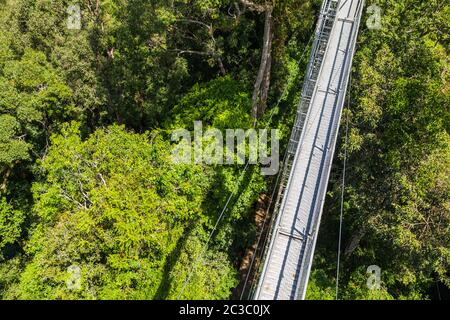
[[252, 0, 364, 299], [177, 36, 313, 298], [178, 161, 250, 299], [239, 35, 316, 300], [245, 8, 340, 298], [240, 144, 287, 300], [335, 72, 351, 300], [250, 27, 337, 299]]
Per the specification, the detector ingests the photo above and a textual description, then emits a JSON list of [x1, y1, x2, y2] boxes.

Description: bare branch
[[172, 49, 214, 56], [176, 18, 212, 32]]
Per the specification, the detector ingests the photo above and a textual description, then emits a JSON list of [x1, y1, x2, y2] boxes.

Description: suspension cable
[[178, 33, 315, 299], [240, 34, 315, 300], [336, 73, 351, 300], [178, 161, 250, 299]]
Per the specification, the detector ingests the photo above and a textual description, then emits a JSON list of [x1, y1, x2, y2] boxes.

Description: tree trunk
[[1, 165, 14, 194], [260, 24, 273, 116], [251, 5, 273, 124], [216, 56, 227, 76], [344, 228, 366, 257]]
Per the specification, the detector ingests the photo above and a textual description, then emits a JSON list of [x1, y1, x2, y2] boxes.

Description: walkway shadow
[[153, 221, 196, 300]]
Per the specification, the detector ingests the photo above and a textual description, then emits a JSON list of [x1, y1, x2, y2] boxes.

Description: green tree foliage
[[168, 76, 267, 278], [13, 123, 237, 299], [0, 198, 25, 255], [170, 76, 252, 130], [312, 0, 450, 299], [0, 115, 30, 180], [0, 0, 447, 301]]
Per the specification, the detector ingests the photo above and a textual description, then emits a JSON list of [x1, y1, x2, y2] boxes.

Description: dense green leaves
[[15, 124, 236, 299], [0, 0, 448, 300], [310, 0, 450, 300]]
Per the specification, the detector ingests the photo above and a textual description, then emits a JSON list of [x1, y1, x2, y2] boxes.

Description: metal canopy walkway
[[253, 0, 364, 300]]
